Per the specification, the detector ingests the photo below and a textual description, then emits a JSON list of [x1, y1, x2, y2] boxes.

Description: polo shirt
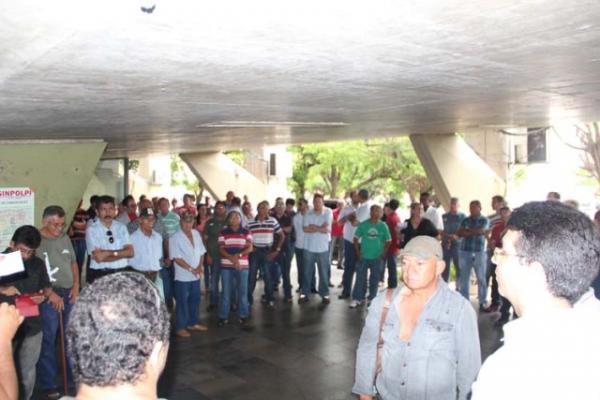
[[129, 229, 163, 272], [459, 216, 489, 252], [85, 219, 131, 270], [157, 211, 180, 238], [247, 217, 281, 248], [355, 220, 391, 259], [332, 208, 344, 238], [169, 229, 205, 282], [303, 209, 332, 253], [442, 212, 466, 247], [218, 227, 252, 269]]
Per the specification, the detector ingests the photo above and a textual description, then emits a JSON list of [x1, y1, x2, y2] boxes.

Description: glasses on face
[[106, 230, 114, 244], [491, 248, 525, 264]]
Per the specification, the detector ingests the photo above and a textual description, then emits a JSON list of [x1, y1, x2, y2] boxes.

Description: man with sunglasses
[[471, 201, 600, 400], [85, 195, 134, 283]]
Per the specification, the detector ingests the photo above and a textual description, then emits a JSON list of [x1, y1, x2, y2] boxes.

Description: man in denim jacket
[[353, 236, 481, 400]]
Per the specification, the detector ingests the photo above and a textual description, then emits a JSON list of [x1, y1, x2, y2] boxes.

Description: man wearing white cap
[[353, 236, 481, 400]]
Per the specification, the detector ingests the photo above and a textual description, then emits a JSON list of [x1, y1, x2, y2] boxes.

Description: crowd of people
[[0, 187, 599, 400]]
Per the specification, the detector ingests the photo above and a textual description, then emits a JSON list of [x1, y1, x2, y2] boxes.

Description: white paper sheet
[[0, 251, 25, 277]]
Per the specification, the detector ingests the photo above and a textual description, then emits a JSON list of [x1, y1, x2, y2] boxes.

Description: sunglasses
[[106, 230, 114, 244]]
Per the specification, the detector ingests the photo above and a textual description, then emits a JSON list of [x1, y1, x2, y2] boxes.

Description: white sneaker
[[349, 300, 361, 309]]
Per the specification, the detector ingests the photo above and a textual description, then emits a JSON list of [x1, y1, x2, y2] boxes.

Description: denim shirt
[[353, 279, 481, 400]]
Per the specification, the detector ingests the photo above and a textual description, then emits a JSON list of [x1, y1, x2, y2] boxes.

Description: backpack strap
[[374, 287, 396, 384]]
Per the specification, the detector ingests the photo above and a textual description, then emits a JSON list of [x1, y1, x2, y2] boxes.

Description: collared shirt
[[38, 233, 76, 289], [385, 212, 401, 255], [303, 209, 332, 253], [85, 219, 131, 270], [127, 218, 167, 238], [353, 279, 481, 400], [129, 229, 163, 272], [247, 217, 281, 248], [459, 216, 489, 252], [442, 212, 466, 247], [332, 207, 343, 237], [471, 308, 600, 400], [424, 206, 444, 231], [157, 211, 180, 238], [169, 229, 205, 282], [293, 212, 306, 249], [218, 227, 252, 269], [204, 216, 227, 257], [340, 203, 359, 242]]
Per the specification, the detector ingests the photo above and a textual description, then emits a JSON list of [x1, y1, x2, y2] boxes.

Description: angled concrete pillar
[[180, 152, 267, 203], [0, 140, 106, 226], [410, 134, 506, 214]]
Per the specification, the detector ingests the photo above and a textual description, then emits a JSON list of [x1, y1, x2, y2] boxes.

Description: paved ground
[[156, 267, 506, 400]]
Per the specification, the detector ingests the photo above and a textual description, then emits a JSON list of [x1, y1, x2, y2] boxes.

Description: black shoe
[[298, 295, 309, 304], [322, 296, 331, 305], [337, 266, 344, 270], [239, 318, 250, 327], [284, 297, 293, 304], [217, 319, 228, 327], [338, 294, 350, 300]]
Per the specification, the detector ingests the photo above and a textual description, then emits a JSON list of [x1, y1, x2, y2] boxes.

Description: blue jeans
[[295, 246, 316, 291], [219, 268, 249, 319], [37, 288, 74, 390], [302, 250, 330, 298], [174, 280, 201, 330], [275, 249, 292, 298], [71, 239, 86, 278], [248, 247, 274, 304], [458, 250, 488, 306], [341, 240, 357, 297], [209, 255, 221, 306], [385, 254, 398, 288], [352, 258, 384, 301], [160, 267, 175, 308], [442, 243, 460, 285]]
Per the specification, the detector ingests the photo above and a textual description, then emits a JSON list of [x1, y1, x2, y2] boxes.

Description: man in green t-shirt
[[350, 204, 391, 308], [203, 201, 227, 311]]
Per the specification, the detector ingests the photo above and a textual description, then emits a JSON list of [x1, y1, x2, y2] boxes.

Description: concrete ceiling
[[1, 0, 600, 157]]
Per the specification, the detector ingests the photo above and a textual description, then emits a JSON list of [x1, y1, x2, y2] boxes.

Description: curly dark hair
[[507, 201, 600, 304], [67, 272, 170, 387]]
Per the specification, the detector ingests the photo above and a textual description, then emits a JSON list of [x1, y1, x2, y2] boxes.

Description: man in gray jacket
[[353, 236, 481, 400]]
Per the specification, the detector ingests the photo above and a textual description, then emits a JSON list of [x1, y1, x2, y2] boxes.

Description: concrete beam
[[180, 152, 267, 203], [410, 134, 506, 214], [0, 140, 106, 226]]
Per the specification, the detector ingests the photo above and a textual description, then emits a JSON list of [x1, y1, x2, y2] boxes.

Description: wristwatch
[[113, 251, 118, 257]]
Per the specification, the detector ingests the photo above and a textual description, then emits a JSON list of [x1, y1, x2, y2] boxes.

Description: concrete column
[[180, 151, 267, 202], [0, 140, 106, 225], [410, 133, 506, 214]]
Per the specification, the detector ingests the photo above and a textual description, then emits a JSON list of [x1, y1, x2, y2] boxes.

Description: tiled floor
[[157, 267, 506, 400]]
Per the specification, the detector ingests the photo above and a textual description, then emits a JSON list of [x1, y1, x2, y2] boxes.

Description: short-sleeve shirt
[[340, 204, 358, 242], [424, 206, 444, 231], [85, 219, 131, 270], [69, 208, 88, 241], [293, 213, 306, 249], [0, 251, 50, 337], [127, 218, 167, 238], [385, 212, 401, 255], [218, 227, 252, 269], [204, 216, 227, 257], [489, 220, 506, 249], [332, 208, 344, 238], [175, 205, 198, 217], [460, 216, 489, 252], [38, 233, 76, 289], [247, 217, 282, 248], [169, 229, 206, 282], [355, 220, 391, 259], [157, 211, 180, 238], [401, 219, 439, 248], [303, 209, 332, 253], [442, 212, 466, 247], [273, 213, 292, 248], [129, 229, 163, 272]]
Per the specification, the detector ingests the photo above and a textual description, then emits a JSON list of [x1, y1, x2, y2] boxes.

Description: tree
[[170, 155, 203, 198], [574, 123, 600, 188], [288, 137, 430, 203]]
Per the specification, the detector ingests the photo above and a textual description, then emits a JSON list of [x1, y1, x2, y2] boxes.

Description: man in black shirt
[[0, 225, 60, 400], [400, 203, 439, 248]]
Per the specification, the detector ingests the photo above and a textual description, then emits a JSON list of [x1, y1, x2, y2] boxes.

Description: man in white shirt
[[471, 201, 600, 400], [299, 194, 333, 305], [338, 190, 363, 299], [129, 208, 163, 284], [420, 192, 444, 233]]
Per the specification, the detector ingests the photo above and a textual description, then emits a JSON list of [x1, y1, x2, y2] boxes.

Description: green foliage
[[288, 137, 429, 202], [170, 155, 202, 196], [224, 150, 245, 167], [127, 159, 140, 173]]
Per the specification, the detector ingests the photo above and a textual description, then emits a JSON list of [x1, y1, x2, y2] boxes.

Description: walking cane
[[58, 310, 68, 395]]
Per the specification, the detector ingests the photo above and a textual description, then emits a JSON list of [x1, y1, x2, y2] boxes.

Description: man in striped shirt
[[247, 201, 285, 308]]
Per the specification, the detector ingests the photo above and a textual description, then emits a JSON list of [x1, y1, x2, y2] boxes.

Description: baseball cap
[[181, 211, 195, 222], [400, 236, 442, 260], [139, 208, 155, 218]]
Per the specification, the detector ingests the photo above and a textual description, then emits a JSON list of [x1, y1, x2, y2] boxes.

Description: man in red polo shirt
[[384, 199, 401, 288], [330, 200, 345, 270], [175, 194, 198, 218]]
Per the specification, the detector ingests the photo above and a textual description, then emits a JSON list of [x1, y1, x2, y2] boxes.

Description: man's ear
[[149, 341, 169, 376], [435, 259, 446, 275]]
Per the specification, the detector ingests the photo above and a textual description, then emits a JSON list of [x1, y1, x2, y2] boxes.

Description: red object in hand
[[15, 294, 40, 317]]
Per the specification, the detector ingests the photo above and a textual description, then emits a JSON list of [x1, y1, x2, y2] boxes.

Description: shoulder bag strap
[[374, 287, 395, 385]]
